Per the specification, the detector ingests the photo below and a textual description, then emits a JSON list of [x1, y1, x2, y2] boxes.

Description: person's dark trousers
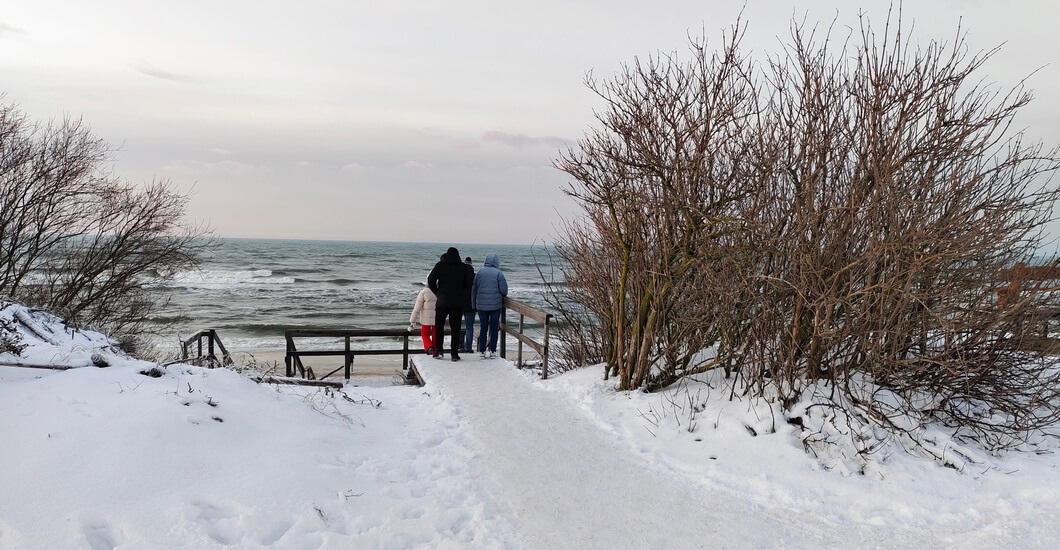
[[477, 309, 502, 353], [462, 311, 476, 351], [435, 306, 463, 358]]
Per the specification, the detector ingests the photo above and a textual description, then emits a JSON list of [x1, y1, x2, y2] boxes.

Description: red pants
[[420, 324, 436, 352]]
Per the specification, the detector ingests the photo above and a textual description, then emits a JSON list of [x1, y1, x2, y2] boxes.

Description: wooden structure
[[284, 328, 425, 381], [998, 262, 1060, 306], [500, 297, 553, 379], [181, 329, 233, 368], [281, 297, 554, 384], [995, 262, 1060, 348]]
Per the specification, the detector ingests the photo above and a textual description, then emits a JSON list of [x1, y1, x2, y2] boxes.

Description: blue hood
[[484, 253, 500, 269]]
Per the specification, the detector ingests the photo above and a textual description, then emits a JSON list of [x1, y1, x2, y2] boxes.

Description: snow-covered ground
[[2, 302, 1059, 549]]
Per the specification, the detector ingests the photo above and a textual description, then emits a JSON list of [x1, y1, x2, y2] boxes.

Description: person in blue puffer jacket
[[472, 253, 508, 358]]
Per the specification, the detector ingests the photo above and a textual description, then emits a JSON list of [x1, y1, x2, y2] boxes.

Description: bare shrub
[[0, 101, 213, 339], [532, 238, 606, 373], [558, 20, 759, 390], [739, 12, 1060, 446], [556, 8, 1060, 448]]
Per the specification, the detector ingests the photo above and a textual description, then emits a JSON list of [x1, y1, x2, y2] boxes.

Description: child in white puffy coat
[[409, 286, 438, 355]]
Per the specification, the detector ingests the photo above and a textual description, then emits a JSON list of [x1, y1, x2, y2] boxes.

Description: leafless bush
[[0, 101, 213, 339], [556, 8, 1060, 448], [558, 20, 759, 390], [533, 237, 606, 373], [739, 11, 1060, 445]]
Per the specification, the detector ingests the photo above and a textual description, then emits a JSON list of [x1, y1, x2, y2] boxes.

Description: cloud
[[130, 60, 195, 83], [296, 161, 314, 168], [483, 131, 569, 149], [206, 148, 232, 156], [404, 160, 424, 168], [342, 162, 363, 171], [161, 159, 265, 176]]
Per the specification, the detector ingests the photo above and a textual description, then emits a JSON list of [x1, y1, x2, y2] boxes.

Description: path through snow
[[414, 356, 912, 549]]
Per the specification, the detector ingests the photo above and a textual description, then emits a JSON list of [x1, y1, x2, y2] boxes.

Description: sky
[[3, 300, 1060, 548], [2, 1, 1060, 245]]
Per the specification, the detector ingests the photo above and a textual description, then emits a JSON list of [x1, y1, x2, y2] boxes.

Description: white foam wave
[[168, 269, 295, 288]]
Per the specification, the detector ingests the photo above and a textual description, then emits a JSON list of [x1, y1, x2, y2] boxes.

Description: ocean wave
[[325, 278, 362, 286], [272, 267, 329, 277], [148, 239, 560, 351], [167, 269, 296, 289]]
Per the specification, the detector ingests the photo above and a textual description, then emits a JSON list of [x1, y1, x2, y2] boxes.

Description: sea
[[147, 238, 560, 355]]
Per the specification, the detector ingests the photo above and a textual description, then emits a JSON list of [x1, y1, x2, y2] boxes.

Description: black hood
[[442, 247, 461, 264]]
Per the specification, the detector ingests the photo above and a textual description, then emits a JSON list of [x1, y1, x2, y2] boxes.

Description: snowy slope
[[2, 301, 1059, 548]]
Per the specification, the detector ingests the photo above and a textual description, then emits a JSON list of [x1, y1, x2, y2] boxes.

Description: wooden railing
[[280, 298, 553, 383], [181, 329, 233, 368], [997, 262, 1060, 306], [284, 328, 425, 381], [996, 262, 1060, 342], [500, 297, 553, 379]]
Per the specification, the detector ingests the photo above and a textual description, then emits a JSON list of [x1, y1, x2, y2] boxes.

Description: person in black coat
[[427, 247, 472, 361]]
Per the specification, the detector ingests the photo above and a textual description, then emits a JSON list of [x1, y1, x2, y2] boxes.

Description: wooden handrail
[[500, 297, 553, 379], [998, 261, 1060, 307], [284, 328, 433, 381], [279, 298, 553, 382], [504, 298, 551, 324], [181, 329, 233, 368]]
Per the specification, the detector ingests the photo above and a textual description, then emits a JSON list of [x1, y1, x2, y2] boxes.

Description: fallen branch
[[0, 361, 76, 371], [13, 309, 58, 345], [254, 376, 343, 389]]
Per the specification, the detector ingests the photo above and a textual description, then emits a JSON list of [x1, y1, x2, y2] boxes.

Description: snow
[[2, 302, 1060, 549]]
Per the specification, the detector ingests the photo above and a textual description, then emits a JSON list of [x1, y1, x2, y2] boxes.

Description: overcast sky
[[2, 1, 1059, 245]]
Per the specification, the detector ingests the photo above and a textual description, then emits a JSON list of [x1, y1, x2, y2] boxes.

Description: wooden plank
[[286, 349, 428, 358], [1000, 264, 1060, 282], [503, 297, 552, 324], [500, 325, 545, 355], [253, 376, 344, 388], [285, 328, 415, 338]]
